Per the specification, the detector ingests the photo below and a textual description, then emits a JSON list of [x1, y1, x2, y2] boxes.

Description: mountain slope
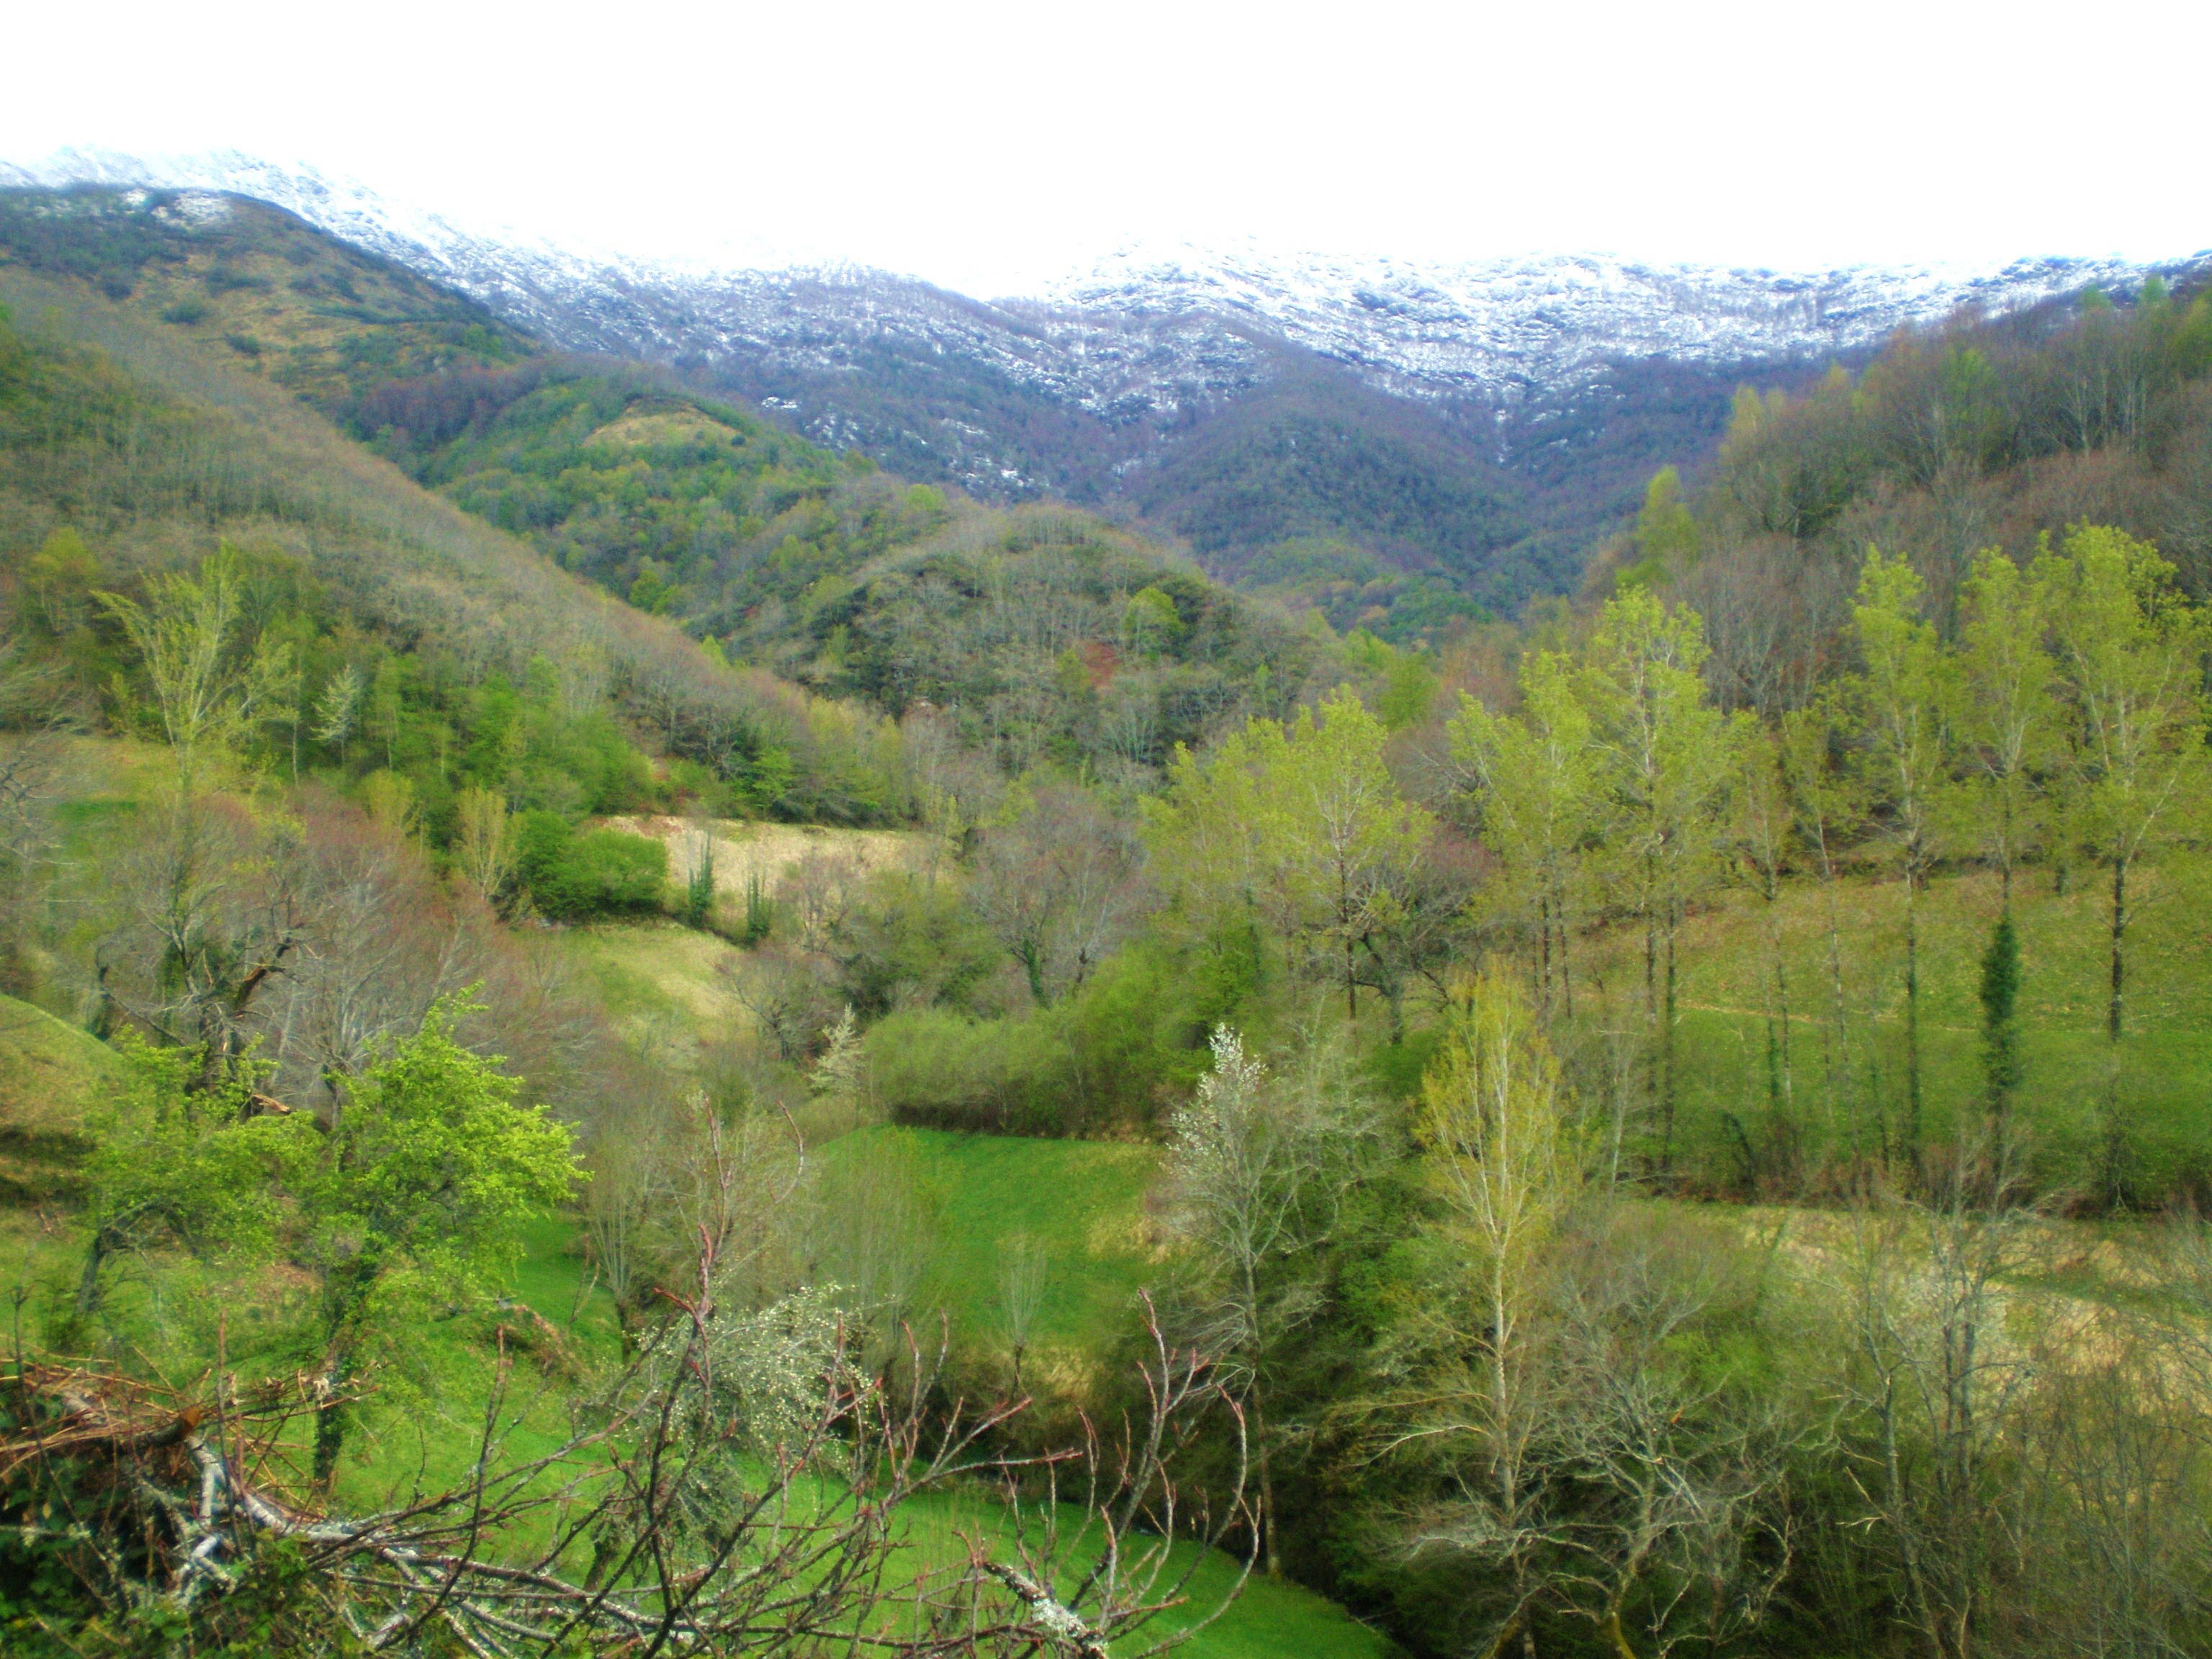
[[13, 151, 2203, 621], [0, 259, 905, 818]]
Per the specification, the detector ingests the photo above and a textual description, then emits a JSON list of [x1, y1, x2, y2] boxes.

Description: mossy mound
[[0, 997, 121, 1204]]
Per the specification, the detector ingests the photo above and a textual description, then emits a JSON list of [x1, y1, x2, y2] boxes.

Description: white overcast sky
[[5, 0, 2207, 297]]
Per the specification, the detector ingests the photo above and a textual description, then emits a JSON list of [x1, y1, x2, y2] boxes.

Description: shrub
[[515, 812, 667, 921], [865, 1006, 1075, 1135]]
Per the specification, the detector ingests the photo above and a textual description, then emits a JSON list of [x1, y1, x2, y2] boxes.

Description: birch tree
[[1952, 548, 2059, 907], [1449, 649, 1604, 1019], [1851, 550, 1954, 1169], [1581, 590, 1732, 1172], [2047, 526, 2208, 1199]]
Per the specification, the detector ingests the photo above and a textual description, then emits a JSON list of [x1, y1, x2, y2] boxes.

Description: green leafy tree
[[1625, 465, 1699, 585], [1781, 691, 1872, 1161], [74, 1039, 303, 1316], [98, 549, 292, 797], [1952, 549, 2059, 907], [1449, 649, 1603, 1018], [1258, 689, 1434, 1023], [1148, 688, 1431, 1024], [2046, 526, 2208, 1198], [1850, 549, 1954, 1167], [298, 999, 580, 1485], [1580, 589, 1732, 1171], [1727, 714, 1798, 1163]]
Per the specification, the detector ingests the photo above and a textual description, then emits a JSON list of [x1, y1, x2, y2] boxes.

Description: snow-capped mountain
[[7, 148, 2196, 415], [6, 149, 2205, 604]]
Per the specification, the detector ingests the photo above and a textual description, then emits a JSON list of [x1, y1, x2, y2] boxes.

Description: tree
[[2046, 526, 2207, 1199], [1781, 690, 1871, 1166], [1163, 1023, 1372, 1575], [74, 1039, 300, 1317], [1148, 688, 1432, 1024], [1581, 590, 1732, 1172], [1403, 970, 1584, 1653], [1260, 689, 1434, 1023], [1727, 714, 1798, 1174], [968, 783, 1143, 1007], [297, 998, 580, 1485], [98, 550, 291, 799], [1450, 649, 1603, 1019], [1952, 548, 2059, 907], [1850, 549, 1954, 1169], [452, 784, 516, 906], [1977, 912, 2023, 1174], [1627, 466, 1699, 585], [997, 1229, 1050, 1391]]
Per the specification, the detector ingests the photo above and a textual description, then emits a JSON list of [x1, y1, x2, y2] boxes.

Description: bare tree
[[1162, 1020, 1375, 1575], [0, 1257, 1253, 1658], [968, 784, 1146, 1007], [998, 1229, 1051, 1392]]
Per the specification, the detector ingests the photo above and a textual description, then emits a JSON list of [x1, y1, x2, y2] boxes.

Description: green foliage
[[303, 1002, 578, 1300], [741, 868, 773, 944], [1342, 629, 1437, 729], [1238, 538, 1488, 645], [515, 811, 669, 922], [73, 1040, 307, 1314], [832, 870, 998, 1019], [1624, 464, 1699, 586]]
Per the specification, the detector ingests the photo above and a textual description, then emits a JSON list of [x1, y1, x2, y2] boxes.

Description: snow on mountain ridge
[[6, 149, 2199, 418], [1038, 241, 2193, 400]]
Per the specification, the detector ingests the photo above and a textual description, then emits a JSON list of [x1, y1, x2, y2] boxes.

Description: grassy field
[[0, 993, 125, 1203], [550, 917, 755, 1078], [1563, 850, 2212, 1195], [814, 1124, 1166, 1366]]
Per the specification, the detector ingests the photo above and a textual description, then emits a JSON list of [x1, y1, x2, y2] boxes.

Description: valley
[[4, 160, 2212, 1659]]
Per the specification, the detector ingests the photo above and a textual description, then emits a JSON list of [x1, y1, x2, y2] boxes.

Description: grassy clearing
[[1564, 852, 2212, 1192], [817, 1125, 1167, 1369], [549, 917, 754, 1077], [600, 814, 930, 898], [888, 1486, 1399, 1658]]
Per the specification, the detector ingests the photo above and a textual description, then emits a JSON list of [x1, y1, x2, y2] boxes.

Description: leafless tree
[[1161, 1020, 1375, 1575], [968, 784, 1146, 1007], [0, 1258, 1253, 1658]]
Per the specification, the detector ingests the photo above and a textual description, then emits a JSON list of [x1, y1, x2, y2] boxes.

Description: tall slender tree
[[2046, 526, 2208, 1200], [1727, 714, 1798, 1169], [1449, 649, 1603, 1019], [1953, 548, 2059, 908], [1581, 589, 1732, 1174], [1781, 691, 1871, 1166], [1850, 549, 1954, 1170]]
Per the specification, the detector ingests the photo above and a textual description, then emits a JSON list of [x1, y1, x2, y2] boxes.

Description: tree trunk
[[1254, 1393, 1279, 1578], [1903, 867, 1923, 1172], [312, 1354, 351, 1492], [2108, 853, 2128, 1045], [2103, 853, 2131, 1205], [74, 1226, 110, 1316], [1659, 897, 1680, 1177]]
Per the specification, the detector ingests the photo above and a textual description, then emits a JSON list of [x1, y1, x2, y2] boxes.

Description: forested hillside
[[9, 173, 2212, 1659]]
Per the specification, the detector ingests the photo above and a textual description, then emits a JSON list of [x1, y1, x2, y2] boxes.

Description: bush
[[832, 872, 999, 1018], [865, 1006, 1075, 1135], [515, 813, 667, 921]]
